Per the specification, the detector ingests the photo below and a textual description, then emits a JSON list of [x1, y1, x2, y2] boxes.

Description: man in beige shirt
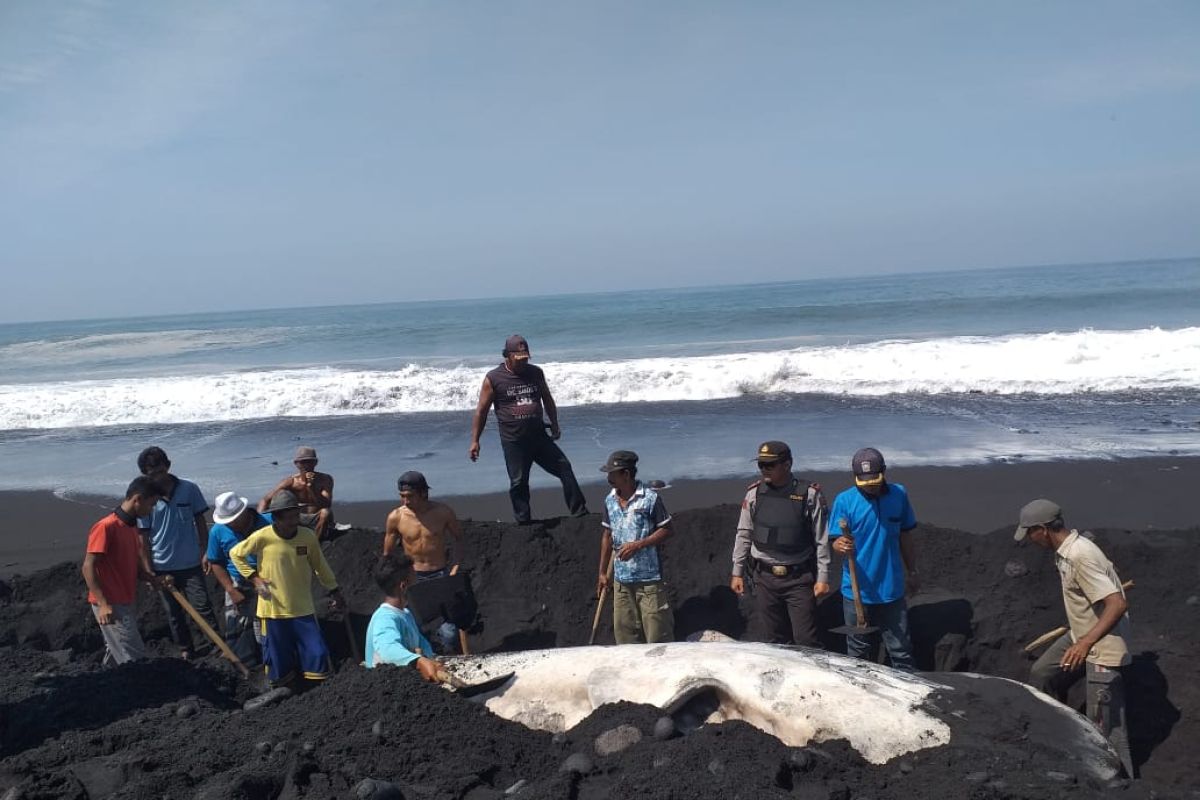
[[1015, 498, 1134, 778]]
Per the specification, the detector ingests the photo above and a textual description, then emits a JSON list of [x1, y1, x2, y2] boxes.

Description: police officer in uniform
[[730, 441, 831, 647]]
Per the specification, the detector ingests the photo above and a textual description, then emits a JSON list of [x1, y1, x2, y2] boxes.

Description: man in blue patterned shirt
[[596, 450, 674, 644]]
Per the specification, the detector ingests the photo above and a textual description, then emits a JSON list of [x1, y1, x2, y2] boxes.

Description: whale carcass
[[439, 640, 1121, 780]]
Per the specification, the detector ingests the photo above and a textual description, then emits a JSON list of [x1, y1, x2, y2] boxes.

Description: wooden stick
[[1022, 580, 1135, 653], [1023, 626, 1069, 653], [343, 612, 361, 663], [458, 629, 471, 655], [590, 561, 613, 645], [168, 586, 250, 677], [838, 519, 871, 630]]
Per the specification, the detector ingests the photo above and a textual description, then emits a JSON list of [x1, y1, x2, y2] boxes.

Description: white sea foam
[[2, 327, 1198, 430]]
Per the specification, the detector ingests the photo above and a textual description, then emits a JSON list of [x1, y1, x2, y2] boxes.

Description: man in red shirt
[[82, 476, 164, 666]]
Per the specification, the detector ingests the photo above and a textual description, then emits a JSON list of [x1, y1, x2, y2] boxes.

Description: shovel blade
[[454, 671, 516, 698], [828, 625, 880, 637]]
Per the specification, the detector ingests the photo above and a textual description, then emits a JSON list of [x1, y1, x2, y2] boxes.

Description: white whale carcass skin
[[439, 639, 1121, 779]]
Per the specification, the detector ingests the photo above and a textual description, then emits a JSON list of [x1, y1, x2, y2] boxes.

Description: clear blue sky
[[2, 2, 1198, 323]]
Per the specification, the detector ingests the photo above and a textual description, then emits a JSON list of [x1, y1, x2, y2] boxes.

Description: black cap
[[754, 441, 792, 464], [504, 334, 530, 359], [600, 450, 639, 473], [397, 471, 430, 492], [852, 447, 886, 486]]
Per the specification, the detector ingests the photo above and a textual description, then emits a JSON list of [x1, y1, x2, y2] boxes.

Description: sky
[[1, 2, 1199, 323]]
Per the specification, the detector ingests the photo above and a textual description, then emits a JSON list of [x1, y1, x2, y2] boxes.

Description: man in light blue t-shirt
[[137, 446, 218, 660], [365, 553, 439, 681], [828, 447, 919, 672]]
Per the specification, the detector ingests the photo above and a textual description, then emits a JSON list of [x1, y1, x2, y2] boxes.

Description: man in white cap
[[207, 491, 273, 666], [1015, 498, 1135, 778]]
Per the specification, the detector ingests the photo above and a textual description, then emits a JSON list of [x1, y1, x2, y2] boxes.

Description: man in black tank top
[[469, 334, 589, 523]]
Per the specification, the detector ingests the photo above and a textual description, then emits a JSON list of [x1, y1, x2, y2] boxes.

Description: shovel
[[165, 581, 250, 678], [590, 560, 614, 645], [828, 519, 879, 638], [435, 668, 515, 697]]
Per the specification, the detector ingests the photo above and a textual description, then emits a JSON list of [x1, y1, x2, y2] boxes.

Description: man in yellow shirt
[[231, 490, 345, 688]]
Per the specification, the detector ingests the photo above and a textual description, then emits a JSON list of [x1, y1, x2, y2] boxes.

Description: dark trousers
[[752, 566, 819, 648], [1030, 633, 1135, 777], [158, 565, 218, 653], [500, 434, 587, 523], [223, 583, 263, 668], [842, 595, 915, 672]]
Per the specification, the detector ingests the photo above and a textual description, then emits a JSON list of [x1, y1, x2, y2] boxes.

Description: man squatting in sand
[[206, 491, 273, 668], [596, 450, 675, 644], [82, 476, 165, 666], [730, 441, 831, 647], [260, 446, 334, 540], [829, 447, 919, 672], [231, 490, 345, 688], [136, 446, 220, 661], [1015, 498, 1135, 777], [382, 470, 465, 653], [364, 552, 440, 680], [469, 334, 589, 523]]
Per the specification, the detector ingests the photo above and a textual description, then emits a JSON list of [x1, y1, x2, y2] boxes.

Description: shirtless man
[[382, 471, 464, 653], [259, 446, 334, 539]]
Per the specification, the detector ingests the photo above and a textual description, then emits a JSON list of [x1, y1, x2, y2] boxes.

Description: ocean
[[2, 258, 1199, 503]]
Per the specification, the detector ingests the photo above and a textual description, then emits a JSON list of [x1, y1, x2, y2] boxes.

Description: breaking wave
[[2, 327, 1198, 430]]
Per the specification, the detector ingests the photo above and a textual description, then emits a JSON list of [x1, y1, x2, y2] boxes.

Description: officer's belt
[[751, 559, 811, 577]]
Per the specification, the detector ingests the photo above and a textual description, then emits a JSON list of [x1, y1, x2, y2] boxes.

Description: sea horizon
[[2, 256, 1198, 502]]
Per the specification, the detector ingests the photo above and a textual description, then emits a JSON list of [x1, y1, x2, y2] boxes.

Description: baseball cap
[[1014, 498, 1063, 542], [212, 492, 249, 525], [294, 446, 318, 462], [600, 450, 639, 473], [852, 447, 886, 486], [397, 470, 430, 492], [504, 334, 530, 359], [267, 490, 301, 513], [755, 441, 792, 465]]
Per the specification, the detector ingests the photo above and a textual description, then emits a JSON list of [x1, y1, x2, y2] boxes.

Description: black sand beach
[[0, 456, 1197, 798]]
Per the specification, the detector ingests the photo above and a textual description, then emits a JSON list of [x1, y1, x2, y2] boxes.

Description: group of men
[[82, 445, 347, 689], [79, 332, 1136, 777]]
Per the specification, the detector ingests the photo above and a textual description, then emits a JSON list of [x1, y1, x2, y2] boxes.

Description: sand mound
[[0, 508, 1196, 798]]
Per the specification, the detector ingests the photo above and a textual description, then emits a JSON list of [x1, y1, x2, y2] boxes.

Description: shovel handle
[[1022, 579, 1134, 653], [590, 560, 613, 645], [168, 586, 250, 677], [838, 519, 870, 630]]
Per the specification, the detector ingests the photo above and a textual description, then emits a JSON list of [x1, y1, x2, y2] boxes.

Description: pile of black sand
[[1, 508, 1197, 799]]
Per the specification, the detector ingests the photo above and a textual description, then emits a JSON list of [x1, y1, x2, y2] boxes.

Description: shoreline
[[3, 455, 1196, 578]]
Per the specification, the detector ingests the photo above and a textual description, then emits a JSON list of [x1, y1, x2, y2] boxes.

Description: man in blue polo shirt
[[207, 491, 272, 667], [596, 450, 674, 644], [137, 446, 218, 660], [828, 447, 919, 672]]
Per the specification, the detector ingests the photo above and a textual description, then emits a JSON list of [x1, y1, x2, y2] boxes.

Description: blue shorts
[[261, 615, 331, 685]]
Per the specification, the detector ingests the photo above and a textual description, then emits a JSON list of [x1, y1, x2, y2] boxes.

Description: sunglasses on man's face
[[758, 461, 784, 470]]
